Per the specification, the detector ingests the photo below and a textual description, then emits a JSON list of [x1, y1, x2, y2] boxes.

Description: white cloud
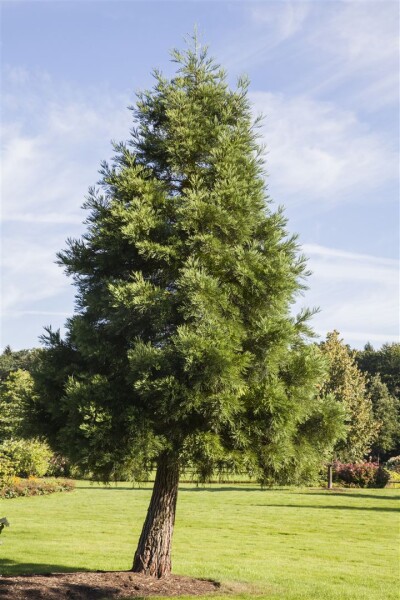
[[250, 91, 397, 206], [307, 1, 399, 109], [1, 70, 133, 346], [297, 244, 399, 348], [1, 88, 131, 224], [1, 237, 70, 313], [250, 1, 310, 40], [312, 1, 397, 71]]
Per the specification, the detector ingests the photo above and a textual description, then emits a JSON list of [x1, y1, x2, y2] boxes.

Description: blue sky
[[1, 0, 399, 350]]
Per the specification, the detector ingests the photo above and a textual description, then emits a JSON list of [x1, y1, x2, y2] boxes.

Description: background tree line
[[1, 335, 399, 476]]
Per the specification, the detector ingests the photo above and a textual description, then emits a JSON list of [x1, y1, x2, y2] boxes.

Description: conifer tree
[[367, 374, 400, 459], [34, 39, 343, 577]]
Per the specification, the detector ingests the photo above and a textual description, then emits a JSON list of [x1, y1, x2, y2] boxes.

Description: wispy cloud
[[250, 91, 397, 206], [216, 1, 310, 72], [1, 74, 131, 224], [1, 69, 133, 346], [297, 244, 399, 347], [236, 1, 398, 112], [1, 237, 70, 313], [306, 1, 399, 110], [250, 1, 310, 40]]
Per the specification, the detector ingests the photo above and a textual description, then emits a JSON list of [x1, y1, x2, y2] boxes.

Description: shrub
[[0, 438, 52, 478], [0, 454, 15, 484], [386, 456, 400, 473], [333, 461, 390, 488], [386, 470, 400, 483], [46, 453, 72, 477], [0, 477, 75, 499]]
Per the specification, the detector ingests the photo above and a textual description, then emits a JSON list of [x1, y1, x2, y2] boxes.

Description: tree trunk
[[132, 452, 179, 578], [327, 464, 333, 489]]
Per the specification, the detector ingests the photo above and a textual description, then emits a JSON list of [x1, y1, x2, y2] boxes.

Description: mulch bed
[[0, 571, 221, 599]]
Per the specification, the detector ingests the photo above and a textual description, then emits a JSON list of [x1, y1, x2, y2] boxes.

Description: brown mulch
[[0, 571, 221, 599]]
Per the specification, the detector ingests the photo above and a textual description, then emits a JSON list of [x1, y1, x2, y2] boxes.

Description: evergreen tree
[[34, 39, 343, 577], [356, 342, 400, 400], [319, 331, 377, 461], [0, 347, 40, 382], [367, 374, 400, 460]]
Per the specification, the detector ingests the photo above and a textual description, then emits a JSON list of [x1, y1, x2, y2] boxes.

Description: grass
[[0, 481, 398, 600]]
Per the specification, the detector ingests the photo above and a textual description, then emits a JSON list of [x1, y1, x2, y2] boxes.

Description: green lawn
[[1, 482, 398, 600]]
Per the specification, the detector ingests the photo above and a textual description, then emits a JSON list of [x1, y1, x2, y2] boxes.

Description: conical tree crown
[[35, 40, 344, 483]]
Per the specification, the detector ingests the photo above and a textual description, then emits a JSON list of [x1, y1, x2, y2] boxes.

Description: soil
[[0, 571, 221, 599]]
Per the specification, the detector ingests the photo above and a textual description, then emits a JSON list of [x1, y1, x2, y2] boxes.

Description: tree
[[319, 331, 377, 461], [356, 343, 400, 399], [367, 374, 400, 460], [0, 369, 37, 441], [34, 39, 344, 577], [0, 346, 40, 382]]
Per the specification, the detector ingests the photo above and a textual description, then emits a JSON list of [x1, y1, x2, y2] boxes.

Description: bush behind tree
[[333, 461, 390, 488]]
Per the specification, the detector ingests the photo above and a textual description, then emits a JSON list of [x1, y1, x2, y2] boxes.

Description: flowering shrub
[[333, 461, 390, 488], [46, 453, 72, 477], [386, 456, 400, 473], [0, 477, 75, 499]]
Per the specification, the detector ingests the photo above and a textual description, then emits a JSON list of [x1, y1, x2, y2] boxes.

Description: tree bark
[[132, 452, 179, 578]]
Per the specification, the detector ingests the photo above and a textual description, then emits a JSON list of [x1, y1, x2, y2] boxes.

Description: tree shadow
[[0, 558, 89, 576], [252, 503, 399, 513], [300, 491, 400, 501], [0, 564, 148, 600], [0, 576, 143, 600], [77, 484, 262, 492], [77, 485, 150, 491], [179, 485, 262, 492], [0, 565, 217, 599]]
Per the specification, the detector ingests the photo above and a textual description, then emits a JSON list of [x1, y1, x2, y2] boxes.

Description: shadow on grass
[[75, 485, 400, 499], [0, 558, 88, 576], [300, 491, 400, 501], [78, 484, 263, 492], [77, 485, 149, 491], [252, 503, 399, 512]]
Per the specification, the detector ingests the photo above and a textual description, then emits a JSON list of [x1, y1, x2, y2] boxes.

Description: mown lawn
[[1, 482, 398, 600]]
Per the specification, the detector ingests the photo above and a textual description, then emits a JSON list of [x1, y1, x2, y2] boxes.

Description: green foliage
[[386, 470, 400, 483], [0, 346, 40, 381], [0, 454, 15, 483], [355, 343, 400, 459], [333, 461, 390, 488], [34, 39, 344, 486], [0, 369, 38, 441], [0, 438, 52, 478], [319, 331, 377, 461], [356, 342, 400, 399], [367, 374, 400, 458]]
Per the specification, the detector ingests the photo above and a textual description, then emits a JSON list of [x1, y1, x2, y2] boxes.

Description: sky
[[1, 0, 399, 351]]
